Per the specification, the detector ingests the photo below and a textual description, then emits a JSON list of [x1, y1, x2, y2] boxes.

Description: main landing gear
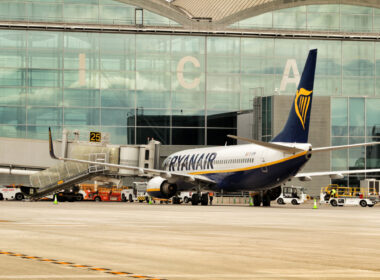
[[252, 187, 281, 207], [191, 193, 209, 206]]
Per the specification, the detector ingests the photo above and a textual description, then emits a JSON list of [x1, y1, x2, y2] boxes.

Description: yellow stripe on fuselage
[[147, 188, 160, 192], [189, 151, 308, 175]]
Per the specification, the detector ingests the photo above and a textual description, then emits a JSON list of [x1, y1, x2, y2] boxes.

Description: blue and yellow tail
[[271, 49, 317, 143]]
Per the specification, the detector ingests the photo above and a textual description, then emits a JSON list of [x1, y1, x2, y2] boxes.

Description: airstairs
[[26, 153, 110, 200]]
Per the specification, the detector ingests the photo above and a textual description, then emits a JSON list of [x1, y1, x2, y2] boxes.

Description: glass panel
[[233, 13, 272, 29], [366, 137, 380, 169], [366, 98, 380, 137], [342, 42, 374, 76], [331, 137, 348, 170], [136, 109, 170, 127], [0, 125, 26, 138], [64, 33, 99, 51], [100, 71, 135, 89], [349, 98, 364, 136], [207, 91, 239, 111], [0, 87, 26, 106], [29, 88, 62, 106], [207, 56, 240, 74], [26, 2, 63, 22], [171, 36, 205, 55], [136, 35, 170, 54], [207, 129, 236, 145], [100, 126, 132, 145], [144, 10, 172, 26], [241, 38, 274, 57], [64, 108, 100, 125], [0, 2, 26, 21], [27, 125, 62, 140], [0, 30, 26, 49], [28, 50, 62, 69], [28, 32, 62, 50], [136, 54, 171, 72], [64, 52, 99, 71], [64, 89, 99, 107], [341, 14, 372, 32], [331, 97, 348, 136], [0, 107, 26, 124], [313, 76, 341, 96], [100, 4, 134, 25], [172, 109, 205, 127], [241, 75, 275, 103], [207, 111, 237, 128], [241, 57, 275, 74], [307, 5, 340, 13], [172, 90, 205, 110], [28, 69, 61, 87], [101, 54, 134, 71], [0, 69, 26, 86], [342, 77, 374, 96], [172, 128, 204, 145], [27, 107, 62, 125], [207, 37, 240, 56], [63, 4, 98, 23], [101, 108, 132, 126], [136, 72, 170, 91], [136, 127, 169, 145], [64, 70, 99, 89], [0, 49, 26, 68], [136, 90, 170, 109], [101, 89, 135, 108], [273, 11, 306, 29], [99, 33, 135, 53]]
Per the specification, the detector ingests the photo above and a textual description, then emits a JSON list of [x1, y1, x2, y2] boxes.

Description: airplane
[[48, 49, 380, 206]]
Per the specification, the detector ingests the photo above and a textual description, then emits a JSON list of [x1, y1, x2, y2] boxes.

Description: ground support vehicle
[[276, 186, 308, 205], [56, 186, 84, 202], [121, 189, 136, 202], [320, 185, 377, 207], [0, 185, 25, 201], [360, 179, 380, 202]]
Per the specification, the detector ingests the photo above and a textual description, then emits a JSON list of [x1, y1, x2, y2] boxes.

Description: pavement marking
[[0, 250, 167, 280]]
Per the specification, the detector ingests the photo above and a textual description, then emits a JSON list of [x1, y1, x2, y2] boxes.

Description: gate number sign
[[90, 132, 101, 142]]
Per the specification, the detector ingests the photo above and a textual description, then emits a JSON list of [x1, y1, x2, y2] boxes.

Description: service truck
[[0, 185, 25, 201], [276, 186, 308, 205], [320, 184, 376, 207]]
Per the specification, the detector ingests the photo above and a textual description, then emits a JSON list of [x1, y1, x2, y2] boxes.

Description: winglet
[[49, 127, 59, 160]]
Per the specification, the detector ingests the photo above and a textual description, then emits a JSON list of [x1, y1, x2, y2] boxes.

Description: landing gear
[[201, 193, 209, 206], [172, 196, 181, 204], [253, 191, 272, 207], [191, 193, 200, 205], [253, 194, 261, 207]]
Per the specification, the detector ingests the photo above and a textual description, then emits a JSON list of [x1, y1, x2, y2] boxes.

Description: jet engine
[[146, 176, 177, 199]]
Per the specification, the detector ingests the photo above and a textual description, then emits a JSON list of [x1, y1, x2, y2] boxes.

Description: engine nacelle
[[146, 176, 177, 199]]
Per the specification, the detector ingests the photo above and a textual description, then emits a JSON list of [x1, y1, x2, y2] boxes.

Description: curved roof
[[118, 0, 380, 27]]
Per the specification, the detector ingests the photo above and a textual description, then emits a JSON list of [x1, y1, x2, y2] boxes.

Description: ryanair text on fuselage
[[167, 153, 217, 171]]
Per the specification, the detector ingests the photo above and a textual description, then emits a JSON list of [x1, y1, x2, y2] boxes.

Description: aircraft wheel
[[201, 193, 209, 206], [129, 194, 133, 202], [330, 199, 338, 207], [253, 195, 261, 207], [277, 198, 284, 205], [291, 199, 299, 205], [15, 193, 24, 201], [262, 193, 271, 207], [360, 200, 367, 207], [191, 193, 200, 205]]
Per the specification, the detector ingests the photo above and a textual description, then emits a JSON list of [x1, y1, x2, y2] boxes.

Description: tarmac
[[1, 201, 380, 280]]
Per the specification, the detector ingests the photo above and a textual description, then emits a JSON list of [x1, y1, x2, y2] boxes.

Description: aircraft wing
[[48, 128, 215, 186], [312, 142, 380, 153], [296, 169, 380, 181]]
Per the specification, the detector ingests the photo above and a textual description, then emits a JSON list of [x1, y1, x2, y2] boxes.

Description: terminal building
[[0, 0, 380, 195]]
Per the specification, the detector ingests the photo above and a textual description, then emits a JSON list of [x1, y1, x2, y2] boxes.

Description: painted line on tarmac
[[0, 250, 167, 280]]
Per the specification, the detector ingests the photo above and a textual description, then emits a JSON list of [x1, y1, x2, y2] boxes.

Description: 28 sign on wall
[[90, 132, 101, 142]]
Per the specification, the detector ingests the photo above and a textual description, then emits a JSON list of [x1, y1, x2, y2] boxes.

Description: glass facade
[[331, 97, 380, 186], [0, 0, 180, 26], [231, 4, 380, 33], [0, 29, 380, 145]]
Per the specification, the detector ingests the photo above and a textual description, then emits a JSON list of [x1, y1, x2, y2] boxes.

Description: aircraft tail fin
[[271, 49, 317, 143]]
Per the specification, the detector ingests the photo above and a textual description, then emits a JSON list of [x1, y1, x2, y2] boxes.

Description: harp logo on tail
[[295, 88, 312, 130]]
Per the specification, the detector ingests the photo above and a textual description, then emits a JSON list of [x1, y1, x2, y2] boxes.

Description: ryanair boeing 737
[[48, 49, 380, 206]]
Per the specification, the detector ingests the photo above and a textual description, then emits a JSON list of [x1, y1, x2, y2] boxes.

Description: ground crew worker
[[331, 188, 336, 198], [209, 192, 214, 205]]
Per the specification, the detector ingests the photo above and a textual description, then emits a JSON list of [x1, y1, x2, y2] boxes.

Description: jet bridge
[[24, 136, 160, 200]]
